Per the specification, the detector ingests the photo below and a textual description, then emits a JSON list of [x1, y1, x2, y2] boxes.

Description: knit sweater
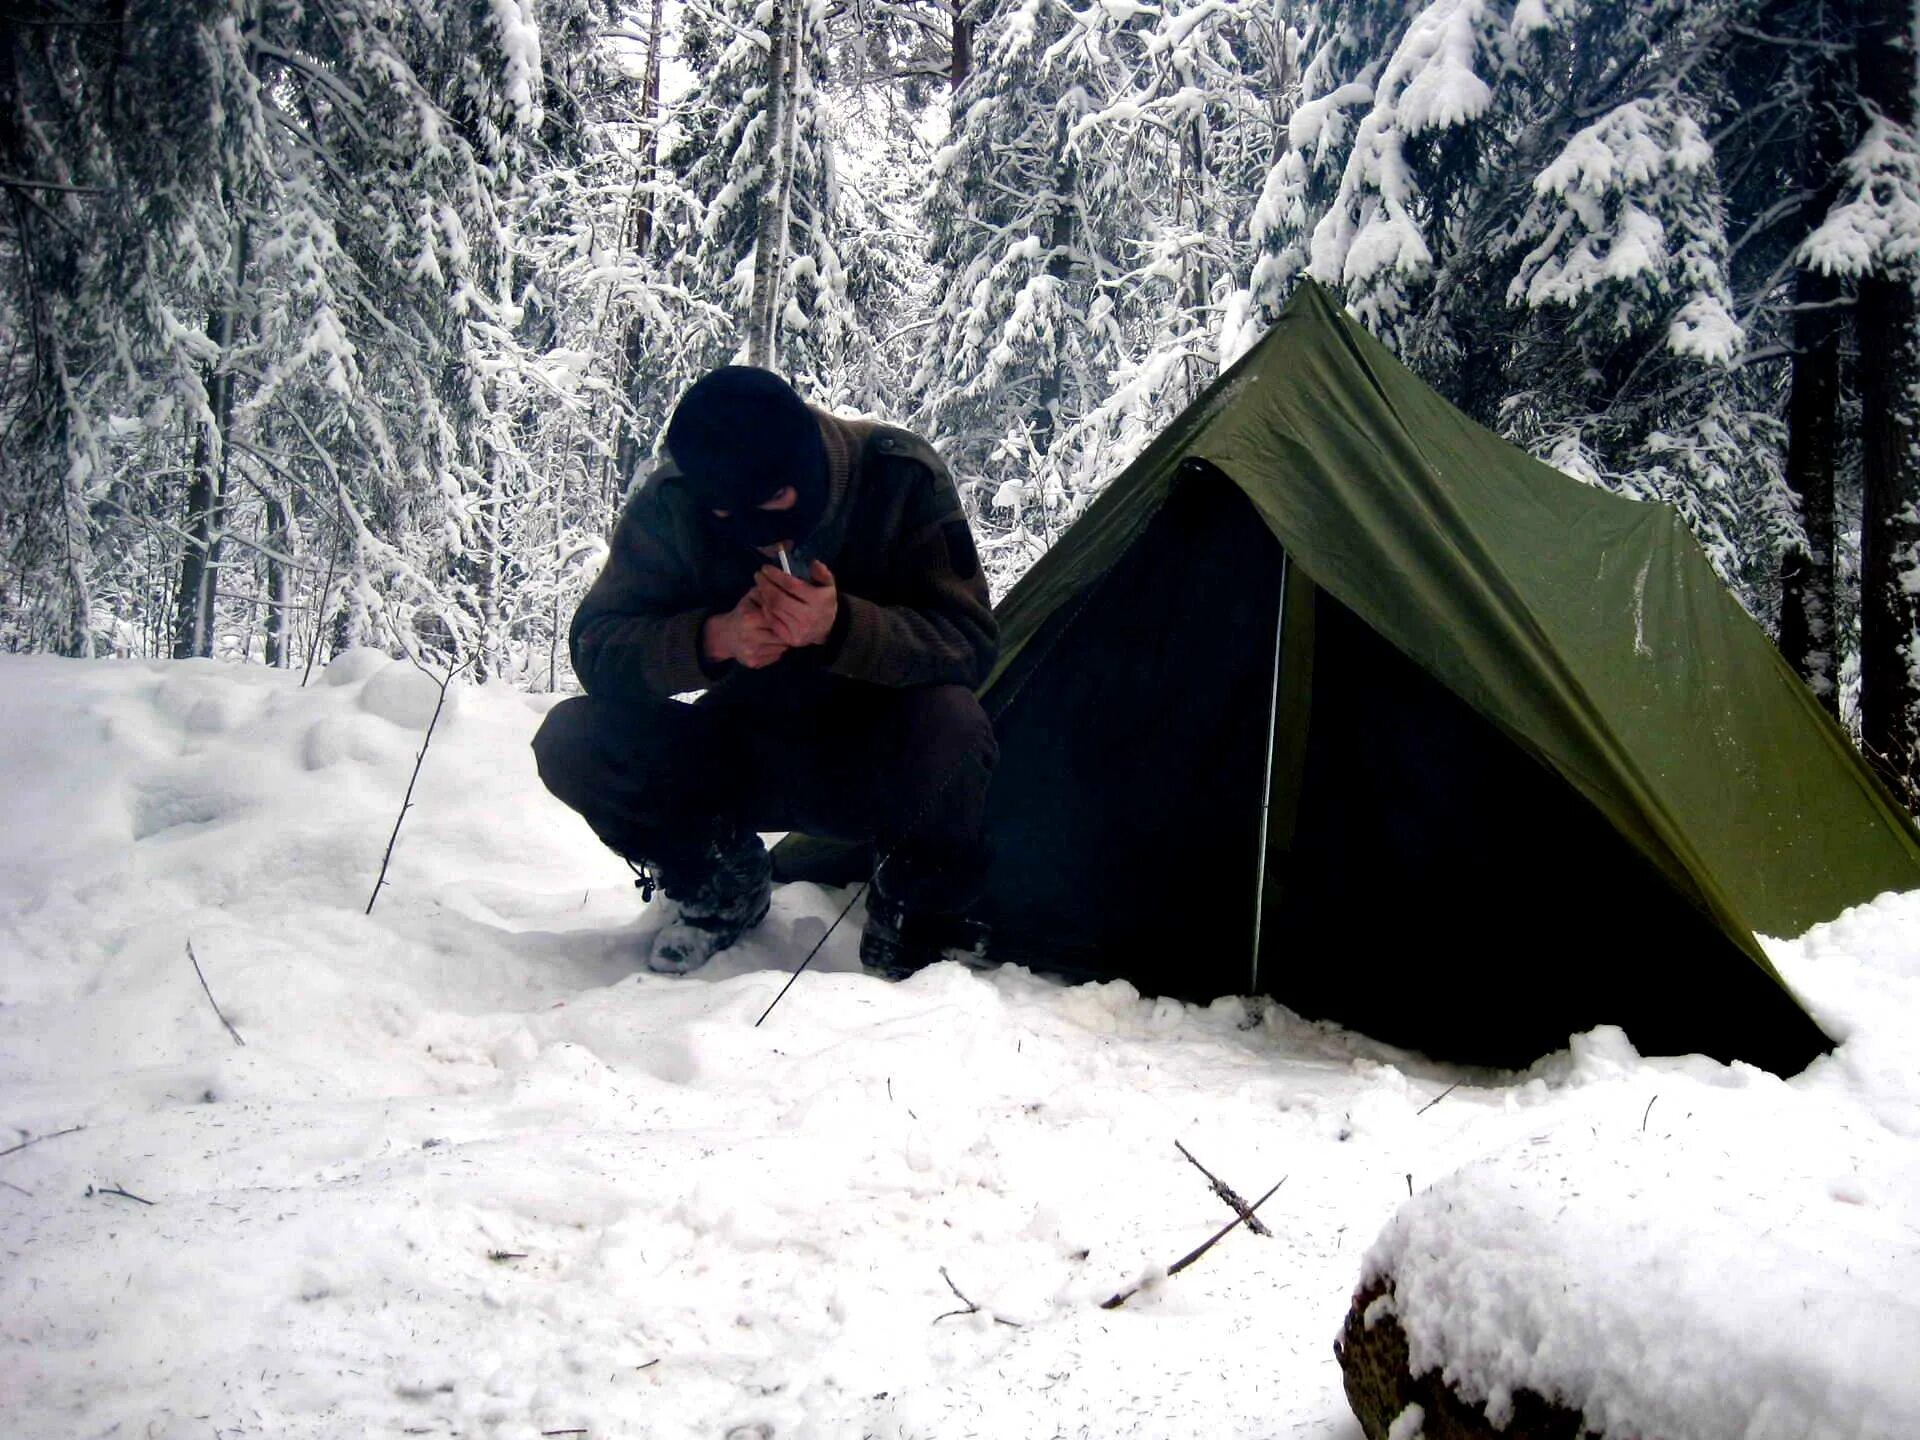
[[570, 410, 998, 704]]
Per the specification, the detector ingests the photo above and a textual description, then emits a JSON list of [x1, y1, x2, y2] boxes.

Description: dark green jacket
[[570, 409, 997, 703]]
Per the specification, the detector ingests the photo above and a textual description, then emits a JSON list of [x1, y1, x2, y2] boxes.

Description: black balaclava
[[664, 366, 829, 551]]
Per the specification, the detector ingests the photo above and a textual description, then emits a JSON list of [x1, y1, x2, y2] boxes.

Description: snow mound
[[1362, 908, 1920, 1440], [359, 655, 463, 729]]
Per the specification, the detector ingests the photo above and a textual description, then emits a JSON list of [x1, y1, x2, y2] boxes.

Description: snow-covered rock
[[1342, 997, 1920, 1440]]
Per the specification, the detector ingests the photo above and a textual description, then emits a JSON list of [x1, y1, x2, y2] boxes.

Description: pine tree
[[1809, 0, 1920, 797], [1055, 0, 1293, 499], [1235, 0, 1793, 612], [913, 0, 1171, 584]]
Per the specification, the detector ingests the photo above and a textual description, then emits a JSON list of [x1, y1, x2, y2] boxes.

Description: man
[[531, 365, 999, 977]]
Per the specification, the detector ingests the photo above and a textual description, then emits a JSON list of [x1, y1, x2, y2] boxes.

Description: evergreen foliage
[[0, 0, 1913, 782], [662, 0, 855, 392]]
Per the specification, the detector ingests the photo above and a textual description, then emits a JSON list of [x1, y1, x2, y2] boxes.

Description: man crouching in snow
[[532, 366, 999, 978]]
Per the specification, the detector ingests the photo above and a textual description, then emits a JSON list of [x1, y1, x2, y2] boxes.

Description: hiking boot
[[858, 888, 989, 981], [644, 828, 771, 975], [649, 906, 767, 974]]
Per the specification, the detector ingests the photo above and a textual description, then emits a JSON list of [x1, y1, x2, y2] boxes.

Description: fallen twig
[[934, 1266, 1022, 1327], [1642, 1094, 1658, 1131], [1105, 1175, 1282, 1313], [488, 1250, 528, 1262], [87, 1183, 154, 1206], [0, 1124, 85, 1160], [187, 940, 246, 1047], [1174, 1140, 1271, 1237], [1101, 1175, 1286, 1310], [366, 655, 473, 915], [1416, 1082, 1459, 1116], [541, 1431, 589, 1437]]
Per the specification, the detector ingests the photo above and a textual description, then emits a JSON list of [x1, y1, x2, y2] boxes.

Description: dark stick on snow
[[540, 1431, 589, 1436], [754, 748, 991, 1028], [1101, 1175, 1287, 1310], [88, 1183, 154, 1206], [1642, 1094, 1658, 1131], [1416, 1082, 1459, 1117], [753, 881, 868, 1027], [366, 656, 473, 915], [934, 1266, 1021, 1327], [186, 940, 246, 1047], [1174, 1140, 1271, 1237], [0, 1124, 85, 1160]]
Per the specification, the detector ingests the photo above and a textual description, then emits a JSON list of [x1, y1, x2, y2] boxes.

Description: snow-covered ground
[[2, 652, 1916, 1440]]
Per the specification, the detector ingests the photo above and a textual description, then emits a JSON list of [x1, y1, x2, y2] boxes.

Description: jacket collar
[[802, 407, 867, 566], [815, 407, 855, 514]]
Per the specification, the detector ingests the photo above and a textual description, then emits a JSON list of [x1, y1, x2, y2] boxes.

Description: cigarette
[[777, 547, 793, 576]]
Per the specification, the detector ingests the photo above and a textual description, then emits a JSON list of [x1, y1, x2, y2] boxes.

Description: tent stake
[[1249, 551, 1289, 994]]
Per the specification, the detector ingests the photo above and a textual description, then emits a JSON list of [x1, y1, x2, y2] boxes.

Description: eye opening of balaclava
[[664, 366, 829, 550]]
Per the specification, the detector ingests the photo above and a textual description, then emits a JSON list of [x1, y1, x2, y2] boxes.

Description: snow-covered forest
[[2, 0, 1917, 794]]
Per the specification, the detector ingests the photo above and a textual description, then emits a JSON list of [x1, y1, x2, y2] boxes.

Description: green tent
[[785, 282, 1920, 1074]]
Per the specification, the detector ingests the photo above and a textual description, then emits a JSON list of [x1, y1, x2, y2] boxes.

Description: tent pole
[[1250, 550, 1289, 994]]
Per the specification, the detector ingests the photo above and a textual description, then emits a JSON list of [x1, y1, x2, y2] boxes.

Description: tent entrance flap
[[979, 467, 1285, 1000]]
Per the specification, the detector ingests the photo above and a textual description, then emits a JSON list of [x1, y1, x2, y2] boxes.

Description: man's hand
[[701, 591, 789, 669], [753, 560, 838, 648]]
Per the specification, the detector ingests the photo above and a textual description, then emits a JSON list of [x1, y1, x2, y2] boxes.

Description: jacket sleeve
[[569, 479, 720, 702], [820, 451, 998, 690]]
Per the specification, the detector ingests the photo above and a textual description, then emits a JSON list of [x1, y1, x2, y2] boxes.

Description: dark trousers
[[531, 679, 997, 916]]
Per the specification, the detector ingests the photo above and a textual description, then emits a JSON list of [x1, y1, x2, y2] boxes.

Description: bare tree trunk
[[263, 488, 293, 667], [951, 8, 971, 90], [1266, 0, 1293, 162], [57, 368, 95, 658], [745, 0, 801, 369], [1857, 281, 1920, 788], [613, 0, 668, 503], [1855, 0, 1920, 799], [58, 483, 95, 657], [1179, 109, 1213, 405], [173, 425, 219, 659], [1030, 145, 1078, 459], [1777, 10, 1850, 712], [633, 0, 666, 263], [1779, 266, 1843, 711], [172, 220, 251, 659], [478, 479, 500, 682]]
